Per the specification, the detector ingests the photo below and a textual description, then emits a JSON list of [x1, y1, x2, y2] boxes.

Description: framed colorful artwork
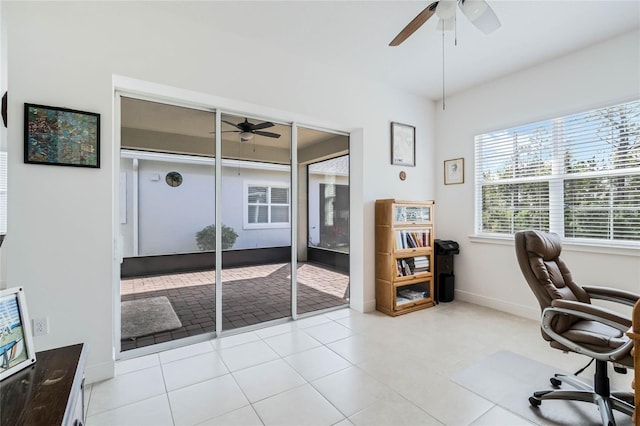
[[24, 103, 100, 168]]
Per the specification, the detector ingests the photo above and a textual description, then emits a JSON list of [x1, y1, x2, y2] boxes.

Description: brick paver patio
[[120, 262, 349, 351]]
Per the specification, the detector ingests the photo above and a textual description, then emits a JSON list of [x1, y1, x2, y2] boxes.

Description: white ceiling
[[170, 0, 640, 100]]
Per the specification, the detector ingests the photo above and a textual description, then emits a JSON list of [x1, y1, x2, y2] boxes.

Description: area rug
[[451, 350, 633, 426], [121, 296, 182, 339]]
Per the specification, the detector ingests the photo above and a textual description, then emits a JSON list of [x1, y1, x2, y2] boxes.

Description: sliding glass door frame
[[291, 122, 299, 320], [214, 111, 222, 335], [115, 88, 350, 357]]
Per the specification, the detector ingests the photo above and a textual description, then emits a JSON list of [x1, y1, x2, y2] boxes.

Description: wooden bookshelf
[[375, 199, 435, 316]]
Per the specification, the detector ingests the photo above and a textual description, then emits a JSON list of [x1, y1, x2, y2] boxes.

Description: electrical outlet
[[32, 317, 49, 336]]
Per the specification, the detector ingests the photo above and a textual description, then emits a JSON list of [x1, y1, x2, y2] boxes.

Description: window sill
[[243, 224, 291, 230], [468, 235, 640, 257]]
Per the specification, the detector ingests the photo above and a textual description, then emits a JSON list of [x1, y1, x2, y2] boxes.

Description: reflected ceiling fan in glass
[[221, 118, 281, 142]]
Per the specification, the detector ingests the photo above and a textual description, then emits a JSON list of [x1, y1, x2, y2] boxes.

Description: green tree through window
[[475, 99, 640, 243]]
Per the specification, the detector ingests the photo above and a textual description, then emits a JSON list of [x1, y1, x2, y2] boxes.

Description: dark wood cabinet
[[0, 343, 87, 426]]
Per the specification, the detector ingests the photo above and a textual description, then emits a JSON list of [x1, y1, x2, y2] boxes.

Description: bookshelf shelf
[[375, 199, 435, 316]]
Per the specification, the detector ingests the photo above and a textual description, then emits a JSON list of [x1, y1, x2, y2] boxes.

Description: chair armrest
[[542, 302, 634, 362], [582, 286, 640, 307], [551, 299, 632, 330]]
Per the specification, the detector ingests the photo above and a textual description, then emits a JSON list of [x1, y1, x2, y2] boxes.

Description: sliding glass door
[[119, 97, 216, 351], [118, 95, 350, 353], [296, 127, 350, 316], [219, 113, 292, 331]]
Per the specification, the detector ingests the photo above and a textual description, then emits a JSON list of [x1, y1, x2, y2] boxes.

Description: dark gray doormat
[[121, 296, 182, 339]]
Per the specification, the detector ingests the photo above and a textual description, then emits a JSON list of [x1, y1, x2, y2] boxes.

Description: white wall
[[435, 30, 640, 319], [5, 2, 435, 382]]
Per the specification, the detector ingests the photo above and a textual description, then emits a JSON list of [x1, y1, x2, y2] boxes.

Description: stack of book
[[396, 256, 429, 277], [397, 288, 427, 301], [413, 256, 430, 273]]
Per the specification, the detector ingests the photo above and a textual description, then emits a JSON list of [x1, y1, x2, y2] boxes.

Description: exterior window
[[246, 184, 290, 227], [307, 155, 350, 253], [475, 99, 640, 244]]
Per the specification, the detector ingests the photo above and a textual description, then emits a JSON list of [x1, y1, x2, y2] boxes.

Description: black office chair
[[514, 230, 637, 426]]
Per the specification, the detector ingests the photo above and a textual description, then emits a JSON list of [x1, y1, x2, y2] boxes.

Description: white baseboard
[[348, 298, 375, 313], [84, 360, 116, 384], [362, 299, 376, 313], [455, 290, 540, 321]]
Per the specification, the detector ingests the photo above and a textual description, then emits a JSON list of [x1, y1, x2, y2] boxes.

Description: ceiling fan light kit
[[239, 131, 254, 142], [460, 0, 500, 35], [389, 0, 501, 47], [459, 0, 488, 21], [435, 0, 457, 20], [436, 17, 454, 31], [389, 0, 501, 110]]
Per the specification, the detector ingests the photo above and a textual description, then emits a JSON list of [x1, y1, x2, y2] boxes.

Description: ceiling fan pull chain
[[442, 28, 446, 111], [454, 12, 458, 46]]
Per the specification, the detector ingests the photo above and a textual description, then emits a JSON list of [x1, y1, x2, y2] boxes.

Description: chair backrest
[[514, 230, 591, 333]]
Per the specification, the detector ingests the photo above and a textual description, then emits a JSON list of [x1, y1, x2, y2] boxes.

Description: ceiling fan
[[221, 118, 281, 142], [389, 0, 501, 46]]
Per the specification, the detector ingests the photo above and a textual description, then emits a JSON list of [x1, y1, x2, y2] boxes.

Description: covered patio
[[120, 262, 349, 351]]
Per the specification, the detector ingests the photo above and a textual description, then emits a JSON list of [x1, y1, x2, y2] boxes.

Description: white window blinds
[[247, 184, 290, 225], [475, 99, 640, 243]]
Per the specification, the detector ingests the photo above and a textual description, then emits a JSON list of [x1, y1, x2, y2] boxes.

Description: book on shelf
[[396, 256, 429, 277], [413, 255, 430, 273], [396, 296, 413, 306], [395, 230, 430, 249], [395, 232, 404, 250], [396, 258, 417, 276], [397, 288, 428, 300]]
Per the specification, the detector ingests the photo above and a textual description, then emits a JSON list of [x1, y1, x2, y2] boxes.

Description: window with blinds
[[246, 184, 290, 227], [475, 99, 640, 244]]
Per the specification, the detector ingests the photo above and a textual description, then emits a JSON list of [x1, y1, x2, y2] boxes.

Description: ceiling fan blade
[[250, 121, 275, 131], [389, 2, 438, 46], [222, 120, 243, 130], [254, 130, 281, 139]]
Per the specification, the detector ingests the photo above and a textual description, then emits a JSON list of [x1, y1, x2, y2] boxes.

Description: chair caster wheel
[[550, 377, 562, 387], [529, 397, 541, 407]]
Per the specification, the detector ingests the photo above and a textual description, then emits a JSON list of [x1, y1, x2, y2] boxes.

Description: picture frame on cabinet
[[391, 122, 415, 167], [444, 158, 464, 185], [24, 103, 100, 168], [0, 287, 36, 381]]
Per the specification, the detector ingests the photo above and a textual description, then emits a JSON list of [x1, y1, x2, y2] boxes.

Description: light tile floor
[[86, 301, 634, 426]]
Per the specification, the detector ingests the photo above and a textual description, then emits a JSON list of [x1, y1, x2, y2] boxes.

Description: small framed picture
[[0, 287, 36, 381], [444, 158, 464, 185], [391, 122, 415, 167], [24, 103, 100, 168]]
